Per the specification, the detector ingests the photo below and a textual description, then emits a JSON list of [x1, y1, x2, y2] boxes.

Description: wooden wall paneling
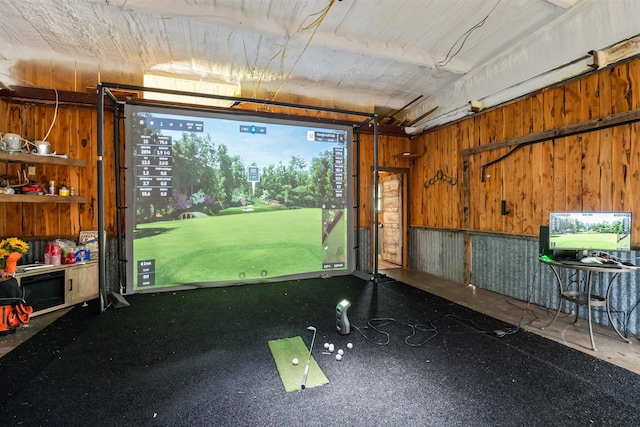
[[4, 203, 21, 236], [78, 109, 95, 232], [599, 127, 614, 209], [608, 63, 633, 214], [542, 87, 566, 212], [52, 106, 72, 238], [424, 132, 436, 226], [357, 134, 373, 228], [471, 117, 486, 230], [103, 114, 118, 235], [481, 112, 495, 232], [378, 134, 391, 166], [51, 61, 76, 91], [476, 151, 490, 231], [432, 131, 445, 227], [439, 130, 450, 227], [530, 90, 550, 230], [415, 133, 430, 226], [451, 126, 463, 229], [630, 123, 640, 240], [33, 61, 55, 89], [79, 68, 102, 93], [409, 135, 426, 226], [43, 196, 59, 236], [563, 81, 584, 212], [517, 98, 535, 233], [612, 123, 632, 212], [20, 203, 35, 237], [581, 129, 600, 209], [609, 62, 633, 212], [442, 126, 456, 228], [500, 104, 517, 232], [0, 206, 5, 236], [506, 146, 527, 233], [615, 124, 632, 211], [489, 148, 508, 232], [67, 110, 81, 236], [18, 61, 41, 88], [610, 63, 632, 114], [630, 60, 640, 110], [581, 72, 601, 120], [459, 122, 472, 230], [564, 135, 583, 211], [467, 151, 481, 231], [564, 79, 583, 125], [5, 103, 23, 134], [465, 123, 478, 230], [579, 73, 601, 210], [599, 69, 614, 210], [20, 104, 34, 143], [430, 132, 443, 227], [479, 109, 499, 231]]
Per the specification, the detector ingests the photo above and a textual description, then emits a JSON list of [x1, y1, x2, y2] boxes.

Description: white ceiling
[[0, 0, 639, 131]]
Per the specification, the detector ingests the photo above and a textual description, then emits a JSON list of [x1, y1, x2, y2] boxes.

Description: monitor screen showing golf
[[548, 212, 632, 252], [125, 103, 354, 292]]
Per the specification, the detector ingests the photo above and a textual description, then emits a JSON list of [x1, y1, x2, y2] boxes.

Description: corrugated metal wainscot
[[409, 227, 464, 284], [469, 233, 640, 338]]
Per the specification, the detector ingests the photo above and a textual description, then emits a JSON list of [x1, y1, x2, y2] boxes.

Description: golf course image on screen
[[548, 212, 632, 252], [125, 104, 353, 291]]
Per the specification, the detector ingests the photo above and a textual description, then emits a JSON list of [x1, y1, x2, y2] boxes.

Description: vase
[[4, 252, 21, 275]]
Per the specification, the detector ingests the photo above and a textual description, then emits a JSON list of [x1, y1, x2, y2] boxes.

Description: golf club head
[[307, 326, 316, 332]]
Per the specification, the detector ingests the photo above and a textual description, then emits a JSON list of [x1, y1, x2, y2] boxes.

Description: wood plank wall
[[4, 56, 640, 247], [0, 60, 142, 238], [0, 60, 373, 239], [355, 133, 413, 227], [408, 56, 640, 247]]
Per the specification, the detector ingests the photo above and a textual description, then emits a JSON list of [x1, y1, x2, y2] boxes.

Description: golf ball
[[336, 354, 342, 361], [328, 344, 335, 353], [338, 349, 344, 355], [324, 342, 330, 349], [292, 358, 299, 365], [347, 342, 353, 349]]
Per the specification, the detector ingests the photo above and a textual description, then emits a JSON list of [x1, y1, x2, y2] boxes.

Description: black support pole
[[97, 84, 106, 312]]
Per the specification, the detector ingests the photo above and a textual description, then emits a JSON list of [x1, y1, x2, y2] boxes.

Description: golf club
[[301, 326, 317, 389]]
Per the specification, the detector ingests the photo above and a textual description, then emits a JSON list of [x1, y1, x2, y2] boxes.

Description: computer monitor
[[548, 212, 632, 252]]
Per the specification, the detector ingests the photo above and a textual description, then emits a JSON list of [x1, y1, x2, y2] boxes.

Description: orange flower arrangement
[[0, 237, 29, 274]]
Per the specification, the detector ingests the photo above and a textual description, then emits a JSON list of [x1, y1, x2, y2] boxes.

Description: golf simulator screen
[[125, 103, 354, 292]]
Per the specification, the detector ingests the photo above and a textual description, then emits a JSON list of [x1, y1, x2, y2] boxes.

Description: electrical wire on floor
[[353, 313, 496, 348], [485, 261, 545, 338]]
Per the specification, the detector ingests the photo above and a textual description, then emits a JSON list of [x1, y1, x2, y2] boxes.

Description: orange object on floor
[[0, 277, 33, 335]]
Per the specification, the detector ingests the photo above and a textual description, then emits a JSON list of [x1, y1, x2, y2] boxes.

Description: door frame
[[371, 166, 410, 271]]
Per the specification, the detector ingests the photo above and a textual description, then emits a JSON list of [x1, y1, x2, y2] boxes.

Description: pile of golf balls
[[323, 342, 353, 361]]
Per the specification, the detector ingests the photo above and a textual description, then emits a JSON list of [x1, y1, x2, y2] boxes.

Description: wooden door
[[380, 173, 403, 265]]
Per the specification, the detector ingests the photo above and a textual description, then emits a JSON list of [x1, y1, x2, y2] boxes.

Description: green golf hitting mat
[[268, 336, 329, 392]]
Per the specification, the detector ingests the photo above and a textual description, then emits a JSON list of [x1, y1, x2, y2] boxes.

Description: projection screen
[[125, 103, 355, 293]]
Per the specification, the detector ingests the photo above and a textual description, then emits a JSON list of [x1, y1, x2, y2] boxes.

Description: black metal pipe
[[372, 115, 379, 279], [112, 101, 126, 293], [354, 126, 361, 271], [97, 84, 106, 312], [100, 82, 375, 119]]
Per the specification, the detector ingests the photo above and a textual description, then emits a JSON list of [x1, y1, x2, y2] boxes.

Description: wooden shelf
[[0, 194, 86, 203], [393, 152, 423, 158], [0, 151, 86, 167]]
